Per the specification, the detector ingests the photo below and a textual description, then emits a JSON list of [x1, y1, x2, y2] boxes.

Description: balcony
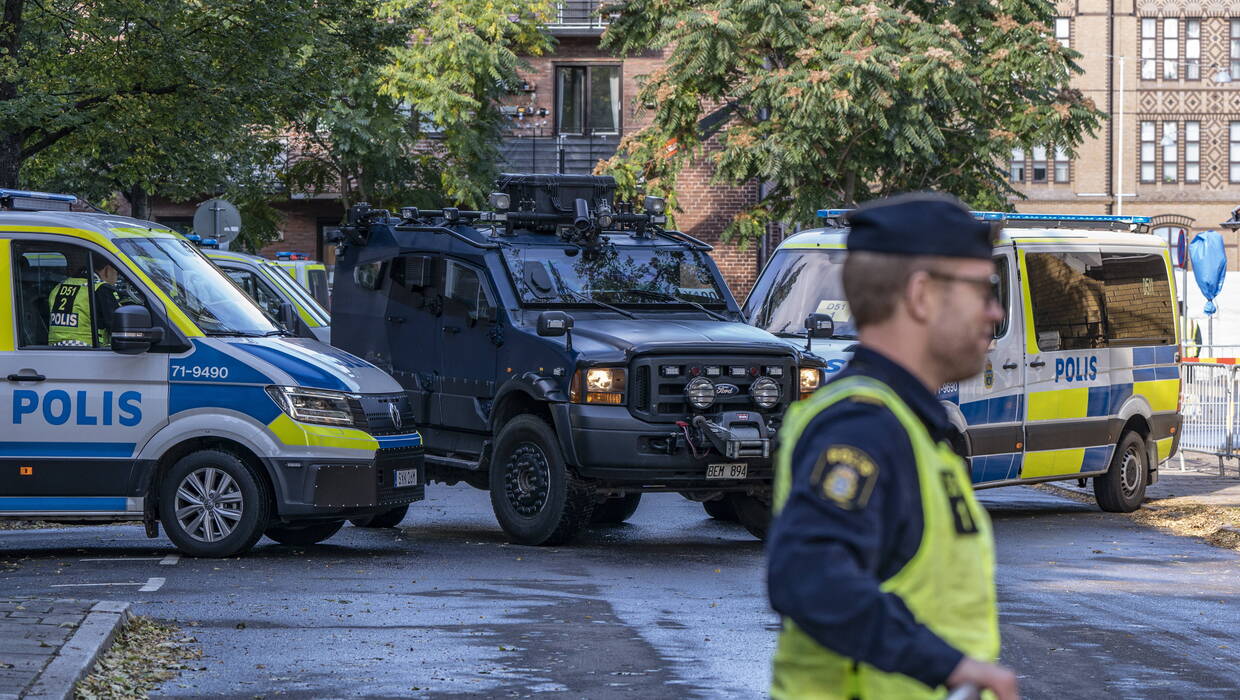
[[547, 1, 611, 36]]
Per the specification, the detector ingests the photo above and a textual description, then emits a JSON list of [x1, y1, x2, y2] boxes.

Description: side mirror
[[111, 305, 164, 355], [537, 310, 574, 352], [278, 302, 299, 331], [804, 313, 834, 352]]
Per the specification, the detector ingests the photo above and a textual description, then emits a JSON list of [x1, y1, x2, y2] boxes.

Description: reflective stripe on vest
[[771, 377, 1000, 700], [47, 277, 107, 346]]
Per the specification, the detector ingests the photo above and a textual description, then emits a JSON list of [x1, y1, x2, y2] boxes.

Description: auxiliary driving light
[[685, 377, 716, 410], [749, 376, 781, 409]]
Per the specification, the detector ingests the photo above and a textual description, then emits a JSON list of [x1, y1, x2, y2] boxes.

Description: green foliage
[[599, 0, 1104, 243]]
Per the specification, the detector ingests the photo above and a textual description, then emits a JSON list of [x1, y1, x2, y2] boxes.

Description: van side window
[[224, 268, 283, 318], [1026, 252, 1174, 351], [994, 256, 1010, 339], [13, 241, 146, 349], [444, 260, 495, 322]]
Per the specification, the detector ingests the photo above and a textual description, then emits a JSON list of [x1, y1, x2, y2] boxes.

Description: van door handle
[[1029, 360, 1046, 368], [1003, 362, 1018, 370], [7, 373, 46, 382], [386, 315, 405, 324], [443, 325, 461, 335]]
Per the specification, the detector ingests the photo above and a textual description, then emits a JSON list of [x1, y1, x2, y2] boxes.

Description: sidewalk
[[1048, 451, 1240, 508], [0, 598, 130, 700]]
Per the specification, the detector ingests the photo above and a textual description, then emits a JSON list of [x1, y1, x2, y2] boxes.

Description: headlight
[[685, 377, 716, 410], [799, 368, 822, 399], [750, 376, 781, 409], [266, 386, 361, 427], [572, 367, 626, 404]]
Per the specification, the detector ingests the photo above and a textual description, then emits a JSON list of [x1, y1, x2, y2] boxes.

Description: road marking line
[[79, 557, 162, 562], [160, 554, 180, 566], [50, 582, 144, 588], [139, 577, 165, 592]]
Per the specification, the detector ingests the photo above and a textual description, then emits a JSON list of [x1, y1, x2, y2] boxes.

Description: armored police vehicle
[[200, 246, 332, 343], [331, 174, 827, 545], [0, 190, 424, 556], [745, 210, 1182, 512]]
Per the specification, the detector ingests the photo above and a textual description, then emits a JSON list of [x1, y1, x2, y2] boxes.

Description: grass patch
[[75, 616, 201, 700]]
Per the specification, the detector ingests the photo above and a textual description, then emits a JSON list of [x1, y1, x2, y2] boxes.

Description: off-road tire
[[702, 497, 738, 522], [159, 449, 269, 558], [490, 415, 595, 545], [350, 505, 409, 528], [1094, 431, 1148, 513], [590, 493, 642, 524], [731, 493, 771, 540], [264, 520, 345, 546]]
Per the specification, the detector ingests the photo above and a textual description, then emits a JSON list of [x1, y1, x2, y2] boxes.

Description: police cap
[[844, 192, 995, 260]]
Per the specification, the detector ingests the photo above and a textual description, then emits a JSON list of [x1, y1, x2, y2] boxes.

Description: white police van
[[745, 211, 1182, 512], [199, 245, 331, 344], [0, 190, 422, 556]]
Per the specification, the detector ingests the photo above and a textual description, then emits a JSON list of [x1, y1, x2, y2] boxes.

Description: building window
[[556, 65, 622, 136], [1010, 147, 1025, 182], [1185, 121, 1200, 183], [1163, 19, 1178, 80], [1232, 21, 1240, 82], [1186, 19, 1201, 80], [1031, 146, 1048, 183], [1162, 122, 1177, 182], [1055, 18, 1070, 48], [1141, 19, 1157, 79], [1231, 122, 1240, 183], [1053, 146, 1070, 183], [1140, 121, 1156, 183]]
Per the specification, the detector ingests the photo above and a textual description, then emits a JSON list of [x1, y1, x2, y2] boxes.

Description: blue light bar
[[817, 208, 1151, 225], [186, 233, 202, 243], [0, 188, 77, 203]]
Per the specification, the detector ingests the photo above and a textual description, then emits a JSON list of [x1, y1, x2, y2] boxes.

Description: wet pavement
[[1, 484, 1237, 698]]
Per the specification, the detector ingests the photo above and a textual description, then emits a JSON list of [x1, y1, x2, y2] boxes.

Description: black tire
[[702, 497, 738, 522], [349, 505, 409, 528], [158, 449, 269, 558], [489, 415, 595, 546], [590, 493, 642, 524], [731, 493, 771, 540], [265, 520, 345, 546], [1094, 431, 1148, 512]]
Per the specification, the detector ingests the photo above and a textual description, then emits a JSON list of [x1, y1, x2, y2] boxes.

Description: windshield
[[504, 245, 726, 307], [116, 238, 280, 336], [744, 249, 857, 338], [259, 262, 330, 325]]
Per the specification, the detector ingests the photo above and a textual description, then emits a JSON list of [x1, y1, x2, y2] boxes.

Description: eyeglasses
[[926, 271, 1002, 303]]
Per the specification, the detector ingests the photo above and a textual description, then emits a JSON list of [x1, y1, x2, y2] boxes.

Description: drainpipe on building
[[1105, 0, 1115, 215]]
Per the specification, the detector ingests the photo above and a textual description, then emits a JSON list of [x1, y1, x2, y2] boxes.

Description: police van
[[745, 211, 1182, 512], [272, 252, 331, 310], [199, 246, 331, 344], [0, 190, 424, 556]]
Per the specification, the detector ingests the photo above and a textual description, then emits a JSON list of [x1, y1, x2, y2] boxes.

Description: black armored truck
[[330, 174, 828, 545]]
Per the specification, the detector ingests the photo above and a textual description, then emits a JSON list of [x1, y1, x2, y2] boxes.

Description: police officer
[[48, 254, 122, 347], [767, 193, 1018, 700]]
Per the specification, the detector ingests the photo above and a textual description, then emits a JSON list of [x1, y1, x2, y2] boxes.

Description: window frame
[[1232, 20, 1240, 83], [1185, 121, 1200, 183], [1140, 121, 1156, 183], [1141, 18, 1157, 80], [1163, 18, 1179, 80], [221, 266, 287, 319], [554, 63, 623, 137], [1186, 19, 1201, 80], [1053, 146, 1070, 183], [1009, 147, 1026, 183], [1031, 145, 1048, 183], [993, 255, 1011, 339], [442, 258, 497, 323], [1231, 121, 1240, 184], [1162, 122, 1178, 183], [1054, 18, 1071, 49]]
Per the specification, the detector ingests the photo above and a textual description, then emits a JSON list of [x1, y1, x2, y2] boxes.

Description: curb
[[24, 601, 131, 700]]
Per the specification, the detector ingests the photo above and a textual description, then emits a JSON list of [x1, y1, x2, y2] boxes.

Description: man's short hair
[[842, 251, 937, 328]]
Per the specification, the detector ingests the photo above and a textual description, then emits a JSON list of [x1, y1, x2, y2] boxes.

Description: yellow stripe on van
[[267, 414, 379, 451], [0, 240, 13, 351], [1155, 437, 1174, 462], [1016, 250, 1040, 356], [1021, 448, 1085, 478], [1027, 388, 1089, 421], [1133, 380, 1179, 412]]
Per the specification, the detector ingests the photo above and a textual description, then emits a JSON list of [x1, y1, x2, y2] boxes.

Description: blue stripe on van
[[0, 497, 129, 511], [231, 343, 349, 392], [1082, 445, 1115, 471], [0, 442, 134, 457], [1133, 345, 1178, 366], [375, 433, 424, 449], [971, 453, 1021, 483], [959, 395, 1023, 425], [1155, 365, 1180, 380], [1133, 368, 1158, 382], [1156, 345, 1178, 365]]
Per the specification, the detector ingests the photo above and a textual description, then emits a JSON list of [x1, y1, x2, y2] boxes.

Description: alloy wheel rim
[[175, 467, 244, 543], [505, 443, 550, 517]]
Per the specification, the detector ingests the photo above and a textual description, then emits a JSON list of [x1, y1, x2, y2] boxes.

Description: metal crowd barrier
[[1179, 347, 1240, 475]]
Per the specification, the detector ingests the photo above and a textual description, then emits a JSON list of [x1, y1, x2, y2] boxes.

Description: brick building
[[1016, 0, 1240, 266]]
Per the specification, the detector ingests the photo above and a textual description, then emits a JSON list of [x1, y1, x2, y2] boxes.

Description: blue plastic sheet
[[1189, 230, 1228, 315]]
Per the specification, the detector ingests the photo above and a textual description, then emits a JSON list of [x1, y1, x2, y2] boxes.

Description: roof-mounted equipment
[[817, 208, 1153, 233], [0, 189, 77, 212]]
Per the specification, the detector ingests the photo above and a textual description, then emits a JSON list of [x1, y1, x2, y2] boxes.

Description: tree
[[598, 0, 1104, 243], [0, 0, 379, 215]]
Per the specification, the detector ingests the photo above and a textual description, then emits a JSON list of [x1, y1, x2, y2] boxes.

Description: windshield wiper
[[559, 287, 636, 319], [623, 289, 729, 322]]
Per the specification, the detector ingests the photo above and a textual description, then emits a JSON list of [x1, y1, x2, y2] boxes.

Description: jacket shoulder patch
[[811, 445, 879, 510]]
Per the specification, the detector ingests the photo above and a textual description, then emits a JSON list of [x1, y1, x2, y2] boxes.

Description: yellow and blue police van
[[272, 252, 330, 310], [197, 243, 331, 344], [0, 190, 423, 556], [745, 211, 1182, 512]]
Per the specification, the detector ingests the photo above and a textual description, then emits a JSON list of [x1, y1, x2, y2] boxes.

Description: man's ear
[[903, 269, 937, 324]]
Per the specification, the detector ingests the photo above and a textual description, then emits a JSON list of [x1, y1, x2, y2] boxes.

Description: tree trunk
[[0, 0, 26, 188], [843, 171, 857, 206], [0, 134, 21, 188], [128, 185, 150, 220]]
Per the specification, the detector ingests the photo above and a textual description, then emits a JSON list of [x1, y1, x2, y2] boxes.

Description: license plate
[[393, 469, 419, 488], [706, 463, 747, 480]]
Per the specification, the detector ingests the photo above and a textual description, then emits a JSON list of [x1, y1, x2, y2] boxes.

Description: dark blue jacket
[[767, 346, 964, 688]]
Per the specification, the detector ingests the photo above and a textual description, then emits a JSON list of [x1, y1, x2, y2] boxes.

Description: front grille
[[628, 355, 795, 421], [356, 392, 417, 435], [375, 446, 425, 506]]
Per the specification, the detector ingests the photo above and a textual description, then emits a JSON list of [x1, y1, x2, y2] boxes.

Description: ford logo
[[714, 383, 739, 396]]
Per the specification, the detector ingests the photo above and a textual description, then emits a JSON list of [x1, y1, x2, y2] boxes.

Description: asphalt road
[[1, 485, 1237, 699]]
